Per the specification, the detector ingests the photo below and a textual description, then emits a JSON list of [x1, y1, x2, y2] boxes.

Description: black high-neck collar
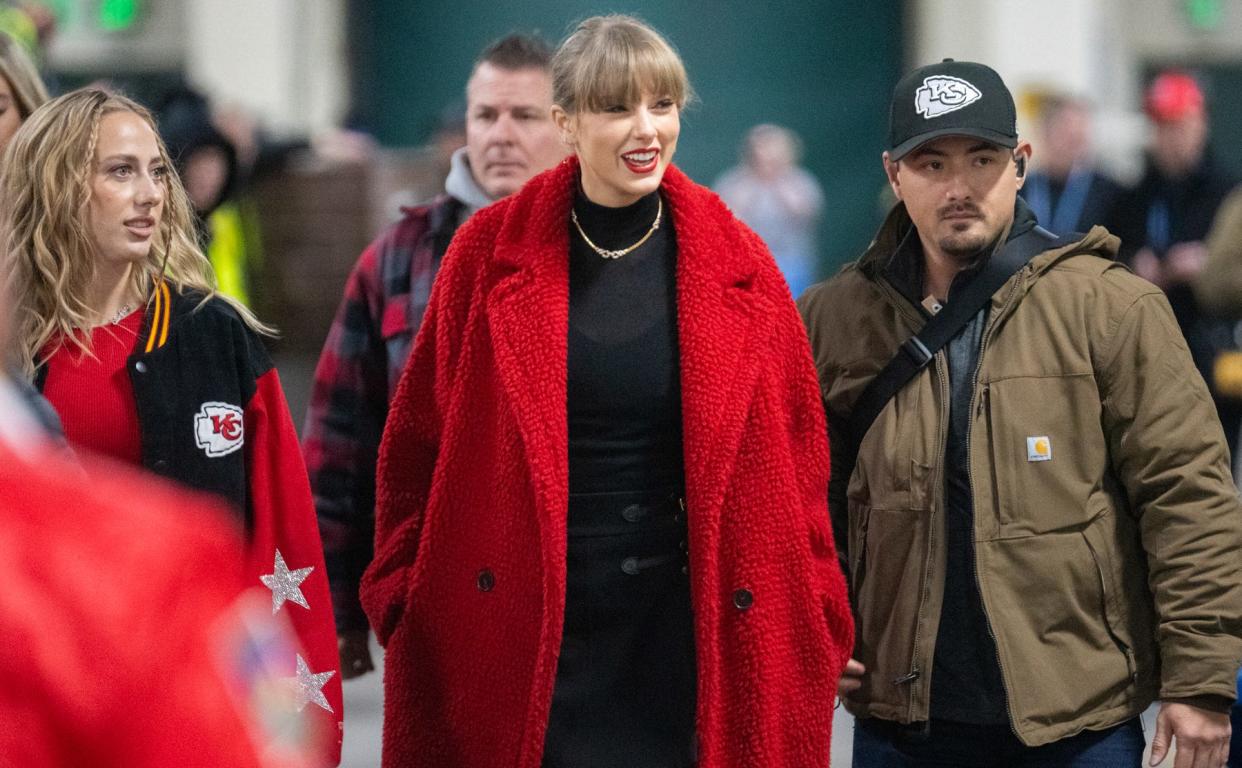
[[572, 180, 662, 251]]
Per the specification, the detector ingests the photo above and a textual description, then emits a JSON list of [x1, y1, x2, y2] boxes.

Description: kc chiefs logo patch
[[195, 402, 245, 457], [915, 75, 982, 118]]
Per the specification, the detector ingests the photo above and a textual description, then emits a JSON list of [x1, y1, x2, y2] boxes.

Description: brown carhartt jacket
[[798, 203, 1242, 746]]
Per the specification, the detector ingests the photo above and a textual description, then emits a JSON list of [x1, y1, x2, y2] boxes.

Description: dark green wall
[[350, 1, 904, 274]]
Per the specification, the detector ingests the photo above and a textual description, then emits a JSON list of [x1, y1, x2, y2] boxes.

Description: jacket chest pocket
[[852, 375, 935, 512], [982, 374, 1107, 532]]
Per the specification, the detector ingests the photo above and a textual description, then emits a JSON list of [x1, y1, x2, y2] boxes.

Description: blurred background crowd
[[10, 0, 1242, 417], [9, 0, 1242, 764]]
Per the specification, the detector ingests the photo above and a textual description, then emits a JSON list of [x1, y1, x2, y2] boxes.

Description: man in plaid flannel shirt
[[302, 33, 566, 678]]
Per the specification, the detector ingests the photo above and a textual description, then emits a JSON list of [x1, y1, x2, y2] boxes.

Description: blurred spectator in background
[[714, 123, 824, 296], [302, 32, 565, 681], [1109, 70, 1241, 457], [1194, 181, 1242, 768], [1198, 187, 1242, 319], [1021, 94, 1121, 234], [0, 2, 40, 63], [0, 1, 57, 95], [428, 98, 466, 181], [2, 88, 343, 764], [0, 29, 55, 436], [158, 86, 263, 307], [0, 29, 47, 155]]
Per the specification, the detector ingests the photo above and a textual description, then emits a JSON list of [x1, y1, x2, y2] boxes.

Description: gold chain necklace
[[571, 197, 662, 260]]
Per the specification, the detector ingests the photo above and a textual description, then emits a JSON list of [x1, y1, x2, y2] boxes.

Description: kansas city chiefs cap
[[888, 59, 1018, 160]]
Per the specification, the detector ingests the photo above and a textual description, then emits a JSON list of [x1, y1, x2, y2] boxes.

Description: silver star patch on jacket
[[260, 549, 313, 614], [287, 653, 335, 713]]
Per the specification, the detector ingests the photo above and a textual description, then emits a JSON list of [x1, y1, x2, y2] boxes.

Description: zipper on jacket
[[872, 273, 951, 720], [965, 267, 1027, 738], [903, 352, 950, 721]]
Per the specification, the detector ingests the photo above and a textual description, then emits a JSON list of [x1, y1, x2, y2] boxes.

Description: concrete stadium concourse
[[337, 650, 1170, 766]]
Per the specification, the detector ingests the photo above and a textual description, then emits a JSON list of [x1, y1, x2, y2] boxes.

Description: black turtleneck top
[[567, 187, 683, 494]]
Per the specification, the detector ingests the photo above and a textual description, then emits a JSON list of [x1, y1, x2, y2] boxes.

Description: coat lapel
[[663, 167, 771, 517], [485, 163, 573, 531]]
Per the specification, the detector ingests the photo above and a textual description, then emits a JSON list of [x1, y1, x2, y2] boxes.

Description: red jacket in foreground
[[0, 437, 329, 767], [361, 158, 854, 767]]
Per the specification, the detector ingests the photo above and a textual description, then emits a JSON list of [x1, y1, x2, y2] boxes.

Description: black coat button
[[476, 569, 495, 592], [134, 361, 148, 373], [733, 588, 754, 611], [621, 557, 640, 575], [153, 459, 168, 472], [621, 504, 644, 522]]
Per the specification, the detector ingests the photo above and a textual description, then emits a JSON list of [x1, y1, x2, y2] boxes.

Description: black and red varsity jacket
[[36, 284, 344, 766]]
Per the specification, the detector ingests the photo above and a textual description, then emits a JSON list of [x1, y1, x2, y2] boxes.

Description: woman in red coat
[[362, 14, 852, 768]]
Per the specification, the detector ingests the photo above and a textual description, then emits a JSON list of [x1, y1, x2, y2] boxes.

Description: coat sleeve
[[245, 367, 344, 766], [1097, 285, 1242, 703]]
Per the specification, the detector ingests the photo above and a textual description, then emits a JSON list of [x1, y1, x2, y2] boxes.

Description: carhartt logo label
[[195, 402, 244, 457], [916, 76, 982, 118], [1027, 436, 1052, 462]]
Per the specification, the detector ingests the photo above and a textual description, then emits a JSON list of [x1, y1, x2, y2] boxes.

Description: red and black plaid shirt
[[302, 195, 462, 631]]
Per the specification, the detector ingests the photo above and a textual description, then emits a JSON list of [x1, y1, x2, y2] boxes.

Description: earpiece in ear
[[1015, 155, 1027, 178]]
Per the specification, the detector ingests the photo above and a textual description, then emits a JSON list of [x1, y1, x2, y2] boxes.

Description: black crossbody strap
[[846, 225, 1074, 445]]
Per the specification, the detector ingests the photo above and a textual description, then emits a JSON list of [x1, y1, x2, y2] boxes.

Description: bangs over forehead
[[553, 15, 691, 114]]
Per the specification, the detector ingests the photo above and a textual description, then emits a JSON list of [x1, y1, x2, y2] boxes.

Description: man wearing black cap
[[799, 60, 1242, 766]]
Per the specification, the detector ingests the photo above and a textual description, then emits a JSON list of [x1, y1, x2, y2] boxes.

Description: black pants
[[541, 489, 697, 768]]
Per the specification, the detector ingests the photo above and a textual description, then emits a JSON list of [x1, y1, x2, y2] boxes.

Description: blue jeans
[[1228, 666, 1242, 766], [853, 717, 1145, 767]]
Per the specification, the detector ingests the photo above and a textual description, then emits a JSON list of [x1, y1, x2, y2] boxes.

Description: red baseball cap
[[1145, 72, 1205, 121]]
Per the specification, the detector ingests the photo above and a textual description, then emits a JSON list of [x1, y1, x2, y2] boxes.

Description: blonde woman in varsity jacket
[[2, 88, 343, 766]]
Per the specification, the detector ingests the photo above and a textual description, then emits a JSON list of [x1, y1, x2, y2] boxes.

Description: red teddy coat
[[361, 157, 853, 768]]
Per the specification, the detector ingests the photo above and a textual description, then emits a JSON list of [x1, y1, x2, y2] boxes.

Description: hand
[[1164, 241, 1208, 285], [1133, 247, 1167, 289], [838, 658, 866, 704], [1149, 701, 1230, 767], [338, 629, 375, 680]]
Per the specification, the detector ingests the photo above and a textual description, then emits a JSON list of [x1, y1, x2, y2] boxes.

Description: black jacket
[[1108, 153, 1236, 387], [37, 285, 271, 516]]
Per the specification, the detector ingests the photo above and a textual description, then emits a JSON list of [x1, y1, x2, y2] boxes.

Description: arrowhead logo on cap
[[915, 76, 983, 119]]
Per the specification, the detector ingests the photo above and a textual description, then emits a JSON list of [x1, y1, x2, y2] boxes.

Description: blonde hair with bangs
[[552, 15, 692, 114], [2, 87, 271, 377]]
